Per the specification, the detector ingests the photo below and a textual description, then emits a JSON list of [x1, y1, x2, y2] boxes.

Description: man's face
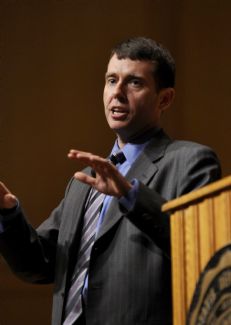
[[103, 54, 163, 144]]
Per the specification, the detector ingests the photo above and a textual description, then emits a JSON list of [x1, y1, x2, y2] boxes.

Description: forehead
[[106, 54, 154, 77]]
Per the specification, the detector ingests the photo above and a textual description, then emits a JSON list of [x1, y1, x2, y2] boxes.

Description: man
[[0, 37, 221, 324]]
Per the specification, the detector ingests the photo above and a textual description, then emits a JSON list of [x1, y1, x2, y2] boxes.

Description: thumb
[[0, 182, 18, 209], [0, 193, 18, 209], [2, 194, 18, 209]]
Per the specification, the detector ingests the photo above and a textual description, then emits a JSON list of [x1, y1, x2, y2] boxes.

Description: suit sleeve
[[0, 178, 74, 284], [124, 145, 221, 255]]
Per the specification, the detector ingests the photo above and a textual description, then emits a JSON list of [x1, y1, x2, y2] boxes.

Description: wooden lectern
[[162, 175, 231, 325]]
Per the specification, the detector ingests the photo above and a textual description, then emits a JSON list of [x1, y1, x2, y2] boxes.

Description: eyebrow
[[105, 72, 144, 80], [105, 72, 116, 79]]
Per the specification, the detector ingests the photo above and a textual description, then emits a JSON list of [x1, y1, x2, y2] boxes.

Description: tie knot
[[109, 151, 126, 165]]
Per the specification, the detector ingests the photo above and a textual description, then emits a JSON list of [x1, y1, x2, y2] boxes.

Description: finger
[[0, 181, 11, 195], [67, 149, 80, 158], [74, 172, 96, 187], [0, 193, 17, 209], [67, 150, 115, 178], [68, 150, 101, 167], [91, 161, 115, 179], [3, 194, 18, 209], [68, 150, 121, 181], [68, 149, 93, 159], [68, 149, 106, 162], [76, 154, 110, 171]]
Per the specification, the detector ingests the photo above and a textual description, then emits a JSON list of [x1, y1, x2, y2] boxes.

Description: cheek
[[136, 96, 158, 118], [103, 86, 111, 106], [133, 96, 151, 113], [103, 87, 107, 105], [103, 91, 110, 117]]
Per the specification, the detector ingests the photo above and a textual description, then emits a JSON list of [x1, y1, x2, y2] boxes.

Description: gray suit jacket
[[0, 130, 221, 325]]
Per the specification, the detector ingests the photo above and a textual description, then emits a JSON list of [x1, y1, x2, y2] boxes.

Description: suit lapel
[[96, 130, 171, 240], [64, 168, 93, 250]]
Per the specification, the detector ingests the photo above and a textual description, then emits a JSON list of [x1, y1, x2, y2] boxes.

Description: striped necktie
[[63, 151, 126, 324]]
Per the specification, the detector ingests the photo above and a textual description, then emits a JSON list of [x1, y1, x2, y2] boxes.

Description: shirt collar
[[110, 128, 161, 166]]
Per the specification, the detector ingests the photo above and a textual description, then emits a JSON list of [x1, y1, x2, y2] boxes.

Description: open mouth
[[111, 107, 128, 116], [111, 108, 128, 120], [112, 108, 123, 114]]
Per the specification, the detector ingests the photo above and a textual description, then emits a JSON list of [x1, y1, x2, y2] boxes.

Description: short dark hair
[[110, 37, 175, 90]]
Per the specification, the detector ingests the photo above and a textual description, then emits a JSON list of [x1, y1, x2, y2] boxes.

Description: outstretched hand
[[68, 149, 132, 198], [0, 182, 18, 209]]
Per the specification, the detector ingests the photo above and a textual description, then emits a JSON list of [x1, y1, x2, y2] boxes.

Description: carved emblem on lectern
[[187, 244, 231, 325]]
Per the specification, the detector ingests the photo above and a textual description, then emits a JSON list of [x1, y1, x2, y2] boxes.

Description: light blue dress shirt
[[96, 139, 149, 232]]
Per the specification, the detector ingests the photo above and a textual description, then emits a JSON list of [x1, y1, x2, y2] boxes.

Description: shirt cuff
[[119, 179, 139, 211]]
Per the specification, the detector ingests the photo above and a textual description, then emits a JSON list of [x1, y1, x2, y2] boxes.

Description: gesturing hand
[[68, 150, 132, 198], [0, 182, 18, 209]]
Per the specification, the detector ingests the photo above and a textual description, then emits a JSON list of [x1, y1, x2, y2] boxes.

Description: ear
[[158, 88, 175, 113]]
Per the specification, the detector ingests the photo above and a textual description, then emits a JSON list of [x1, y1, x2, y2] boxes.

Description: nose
[[112, 82, 127, 103]]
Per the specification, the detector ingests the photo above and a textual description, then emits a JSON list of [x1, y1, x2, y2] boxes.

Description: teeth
[[112, 108, 125, 113]]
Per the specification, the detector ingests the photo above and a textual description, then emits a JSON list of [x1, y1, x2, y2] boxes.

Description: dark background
[[0, 0, 230, 324]]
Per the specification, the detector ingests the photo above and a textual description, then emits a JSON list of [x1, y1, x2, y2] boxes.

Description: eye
[[129, 78, 143, 87], [106, 77, 117, 85]]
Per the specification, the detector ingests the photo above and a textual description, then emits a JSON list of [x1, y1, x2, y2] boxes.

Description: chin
[[108, 121, 128, 132]]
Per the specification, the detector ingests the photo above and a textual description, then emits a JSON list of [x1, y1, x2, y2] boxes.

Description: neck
[[116, 126, 160, 148]]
